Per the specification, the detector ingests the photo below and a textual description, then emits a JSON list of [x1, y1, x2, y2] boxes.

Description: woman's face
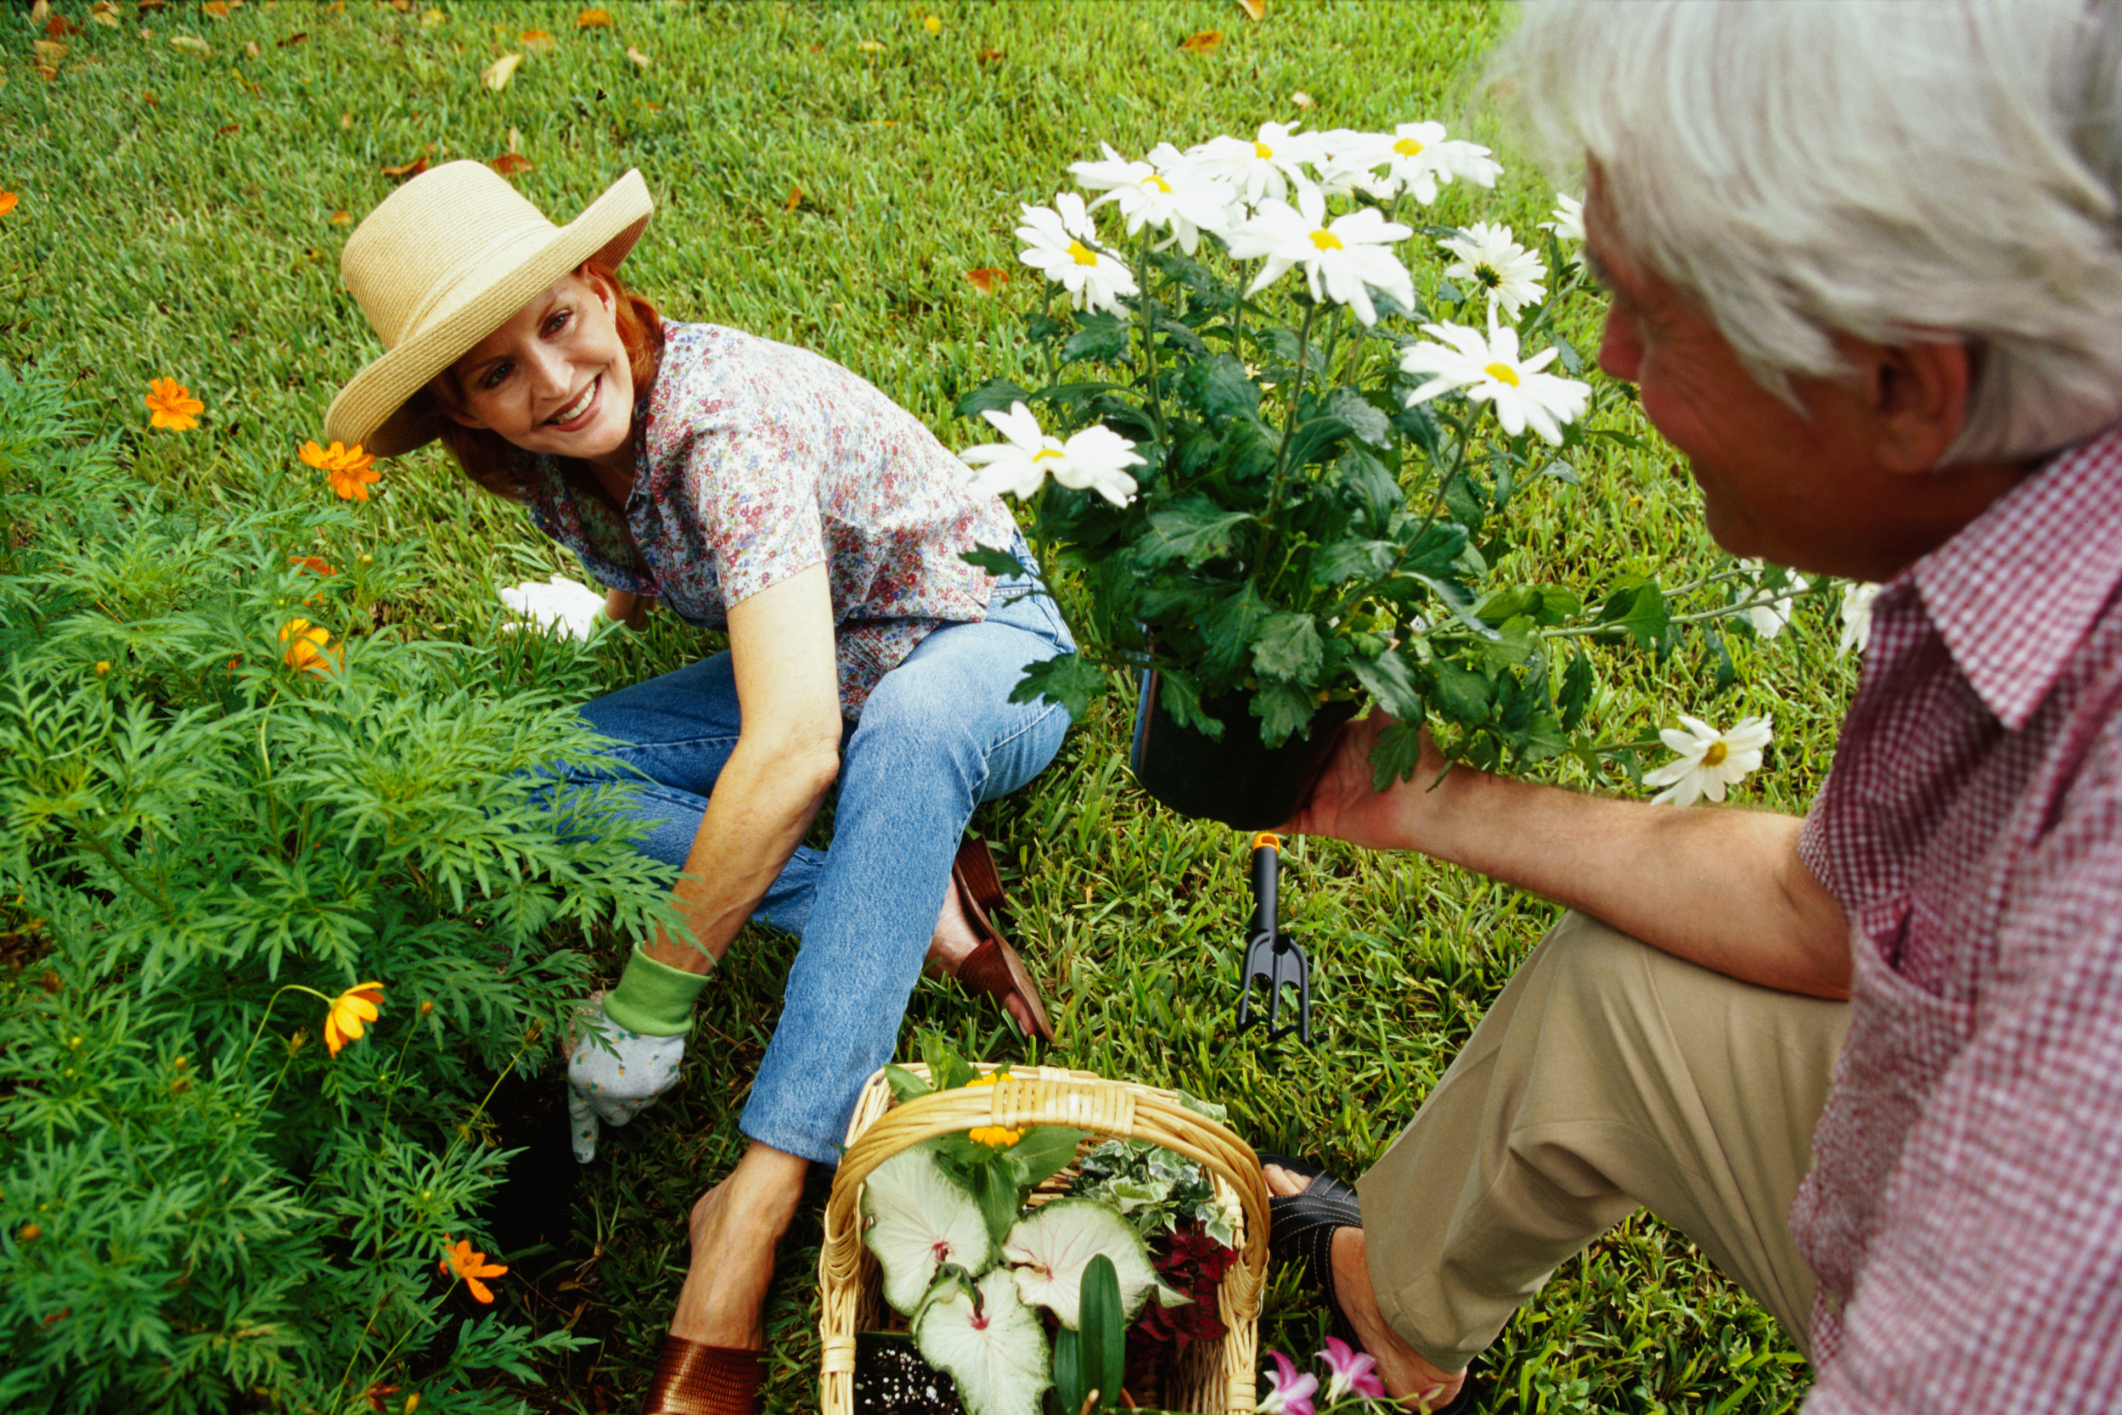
[[441, 267, 634, 471]]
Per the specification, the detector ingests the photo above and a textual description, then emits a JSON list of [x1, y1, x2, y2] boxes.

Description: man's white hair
[[1495, 0, 2122, 463]]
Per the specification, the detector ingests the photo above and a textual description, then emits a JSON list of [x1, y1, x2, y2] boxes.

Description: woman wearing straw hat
[[325, 161, 1074, 1414]]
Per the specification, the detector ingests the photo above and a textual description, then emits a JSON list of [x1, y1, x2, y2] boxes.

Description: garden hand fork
[[1236, 833, 1312, 1046]]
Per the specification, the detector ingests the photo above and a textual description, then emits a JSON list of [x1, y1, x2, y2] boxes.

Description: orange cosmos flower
[[278, 617, 339, 676], [438, 1235, 508, 1303], [0, 191, 18, 218], [321, 981, 384, 1056], [299, 440, 381, 501], [145, 377, 204, 431]]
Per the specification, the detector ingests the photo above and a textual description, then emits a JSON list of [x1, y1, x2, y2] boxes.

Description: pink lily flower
[[1259, 1350, 1320, 1415], [1319, 1336, 1387, 1401]]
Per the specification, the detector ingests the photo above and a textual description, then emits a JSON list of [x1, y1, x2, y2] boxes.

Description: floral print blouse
[[520, 321, 1016, 714]]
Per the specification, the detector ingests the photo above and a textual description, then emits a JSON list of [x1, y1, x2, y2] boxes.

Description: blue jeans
[[569, 556, 1074, 1163]]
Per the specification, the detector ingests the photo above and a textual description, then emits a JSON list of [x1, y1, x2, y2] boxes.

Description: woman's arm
[[640, 561, 844, 973], [1291, 712, 1852, 999]]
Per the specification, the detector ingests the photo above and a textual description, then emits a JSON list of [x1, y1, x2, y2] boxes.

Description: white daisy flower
[[1015, 192, 1140, 316], [1307, 128, 1397, 202], [960, 401, 1145, 507], [1736, 559, 1798, 640], [1539, 192, 1585, 244], [1178, 120, 1327, 208], [1440, 221, 1548, 321], [1642, 714, 1774, 807], [1398, 320, 1590, 445], [1070, 141, 1236, 256], [1375, 121, 1502, 204], [1222, 184, 1415, 327], [1838, 582, 1882, 657]]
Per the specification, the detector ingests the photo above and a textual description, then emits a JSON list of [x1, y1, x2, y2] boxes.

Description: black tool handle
[[1250, 832, 1279, 939]]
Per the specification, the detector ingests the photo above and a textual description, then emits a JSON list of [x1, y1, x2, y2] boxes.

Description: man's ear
[[1860, 336, 1974, 474]]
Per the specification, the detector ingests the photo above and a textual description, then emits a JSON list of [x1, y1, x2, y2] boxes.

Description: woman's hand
[[1285, 710, 1460, 853]]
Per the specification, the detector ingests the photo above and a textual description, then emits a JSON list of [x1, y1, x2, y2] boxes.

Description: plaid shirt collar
[[1904, 423, 2122, 730]]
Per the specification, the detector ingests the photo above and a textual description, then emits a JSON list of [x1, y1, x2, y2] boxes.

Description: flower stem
[[1261, 302, 1323, 561], [1134, 230, 1167, 445]]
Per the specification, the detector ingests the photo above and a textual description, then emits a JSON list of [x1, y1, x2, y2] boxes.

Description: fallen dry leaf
[[33, 65, 57, 81], [379, 154, 429, 177], [28, 0, 48, 21], [279, 30, 308, 46], [170, 34, 211, 55], [32, 40, 67, 61], [339, 110, 352, 128], [520, 27, 552, 46], [45, 14, 83, 37], [389, 0, 411, 12], [1291, 89, 1314, 109], [857, 39, 883, 52], [141, 89, 159, 105], [489, 152, 533, 176], [1179, 30, 1222, 55], [977, 47, 1004, 63], [1235, 0, 1265, 18], [138, 0, 168, 11], [331, 209, 351, 224], [88, 2, 121, 27], [244, 39, 259, 56], [481, 52, 522, 91], [507, 125, 521, 152], [626, 45, 649, 68], [215, 122, 239, 137], [785, 184, 802, 210], [422, 6, 444, 25], [203, 0, 229, 16], [963, 267, 1009, 295], [576, 7, 611, 27]]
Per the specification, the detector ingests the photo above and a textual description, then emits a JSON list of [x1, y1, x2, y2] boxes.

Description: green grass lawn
[[3, 1, 1854, 1410]]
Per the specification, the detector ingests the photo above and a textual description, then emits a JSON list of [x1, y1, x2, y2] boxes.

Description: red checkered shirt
[[1792, 424, 2122, 1411]]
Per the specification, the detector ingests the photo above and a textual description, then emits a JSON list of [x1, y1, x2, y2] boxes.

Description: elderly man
[[1271, 1, 2122, 1410]]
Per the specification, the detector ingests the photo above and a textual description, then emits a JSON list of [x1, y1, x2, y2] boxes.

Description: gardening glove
[[566, 949, 710, 1163]]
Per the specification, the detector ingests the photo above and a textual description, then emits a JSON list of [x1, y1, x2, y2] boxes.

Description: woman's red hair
[[430, 259, 663, 501]]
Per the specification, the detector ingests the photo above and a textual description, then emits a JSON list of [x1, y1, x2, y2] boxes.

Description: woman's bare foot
[[670, 1142, 808, 1350], [923, 877, 1039, 1035], [1262, 1162, 1468, 1410]]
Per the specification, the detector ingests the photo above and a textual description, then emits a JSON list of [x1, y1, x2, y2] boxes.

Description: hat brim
[[324, 168, 654, 457]]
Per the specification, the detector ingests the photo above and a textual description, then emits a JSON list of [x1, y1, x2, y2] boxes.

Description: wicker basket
[[818, 1063, 1270, 1414]]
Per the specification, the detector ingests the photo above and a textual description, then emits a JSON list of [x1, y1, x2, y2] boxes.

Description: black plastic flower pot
[[1127, 670, 1358, 831]]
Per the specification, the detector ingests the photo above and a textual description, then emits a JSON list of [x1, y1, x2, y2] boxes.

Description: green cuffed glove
[[566, 950, 711, 1162]]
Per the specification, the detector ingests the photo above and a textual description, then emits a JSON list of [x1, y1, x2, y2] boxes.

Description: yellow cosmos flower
[[0, 191, 19, 218], [278, 617, 340, 676], [145, 377, 204, 431], [322, 981, 384, 1056], [300, 439, 382, 501], [967, 1125, 1024, 1148], [438, 1235, 508, 1303]]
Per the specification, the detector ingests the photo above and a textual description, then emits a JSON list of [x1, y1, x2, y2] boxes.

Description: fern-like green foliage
[[0, 363, 678, 1413]]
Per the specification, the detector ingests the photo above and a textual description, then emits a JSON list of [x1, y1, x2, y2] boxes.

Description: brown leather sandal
[[947, 837, 1057, 1044], [642, 1335, 765, 1415]]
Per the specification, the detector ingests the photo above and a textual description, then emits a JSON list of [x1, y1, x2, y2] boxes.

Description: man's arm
[[1290, 712, 1851, 998]]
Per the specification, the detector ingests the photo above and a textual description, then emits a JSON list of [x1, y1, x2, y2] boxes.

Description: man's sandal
[[1260, 1153, 1479, 1414], [946, 837, 1057, 1044], [641, 1335, 765, 1415]]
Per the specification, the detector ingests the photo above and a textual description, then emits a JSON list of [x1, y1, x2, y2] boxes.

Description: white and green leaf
[[912, 1267, 1051, 1415], [862, 1146, 996, 1315], [1002, 1197, 1158, 1328]]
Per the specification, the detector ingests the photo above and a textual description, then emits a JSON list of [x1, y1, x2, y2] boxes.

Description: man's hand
[[1286, 710, 1456, 852], [566, 1003, 686, 1162]]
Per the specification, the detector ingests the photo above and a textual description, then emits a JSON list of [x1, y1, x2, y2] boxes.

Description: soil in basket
[[854, 1332, 962, 1415]]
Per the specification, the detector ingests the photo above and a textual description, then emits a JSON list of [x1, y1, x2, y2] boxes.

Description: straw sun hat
[[324, 161, 654, 457]]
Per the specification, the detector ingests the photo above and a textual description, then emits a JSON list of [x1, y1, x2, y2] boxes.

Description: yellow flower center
[[1142, 174, 1171, 192], [1254, 141, 1273, 159], [1483, 362, 1521, 386], [1309, 229, 1343, 251], [1066, 239, 1099, 267], [1394, 137, 1426, 157], [1032, 448, 1064, 462], [1702, 741, 1730, 767]]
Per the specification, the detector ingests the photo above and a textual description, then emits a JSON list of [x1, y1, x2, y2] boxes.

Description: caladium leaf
[[913, 1267, 1051, 1415], [1002, 1197, 1158, 1329], [863, 1147, 996, 1315]]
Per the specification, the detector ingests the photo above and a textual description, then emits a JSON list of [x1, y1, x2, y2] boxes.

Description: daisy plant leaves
[[862, 1147, 996, 1315], [912, 1267, 1051, 1415], [1001, 1197, 1158, 1329]]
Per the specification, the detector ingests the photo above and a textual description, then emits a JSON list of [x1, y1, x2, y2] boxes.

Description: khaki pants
[[1359, 912, 1851, 1372]]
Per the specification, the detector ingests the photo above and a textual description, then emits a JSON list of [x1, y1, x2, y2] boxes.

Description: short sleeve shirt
[[520, 321, 1017, 714], [1789, 425, 2122, 1412]]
